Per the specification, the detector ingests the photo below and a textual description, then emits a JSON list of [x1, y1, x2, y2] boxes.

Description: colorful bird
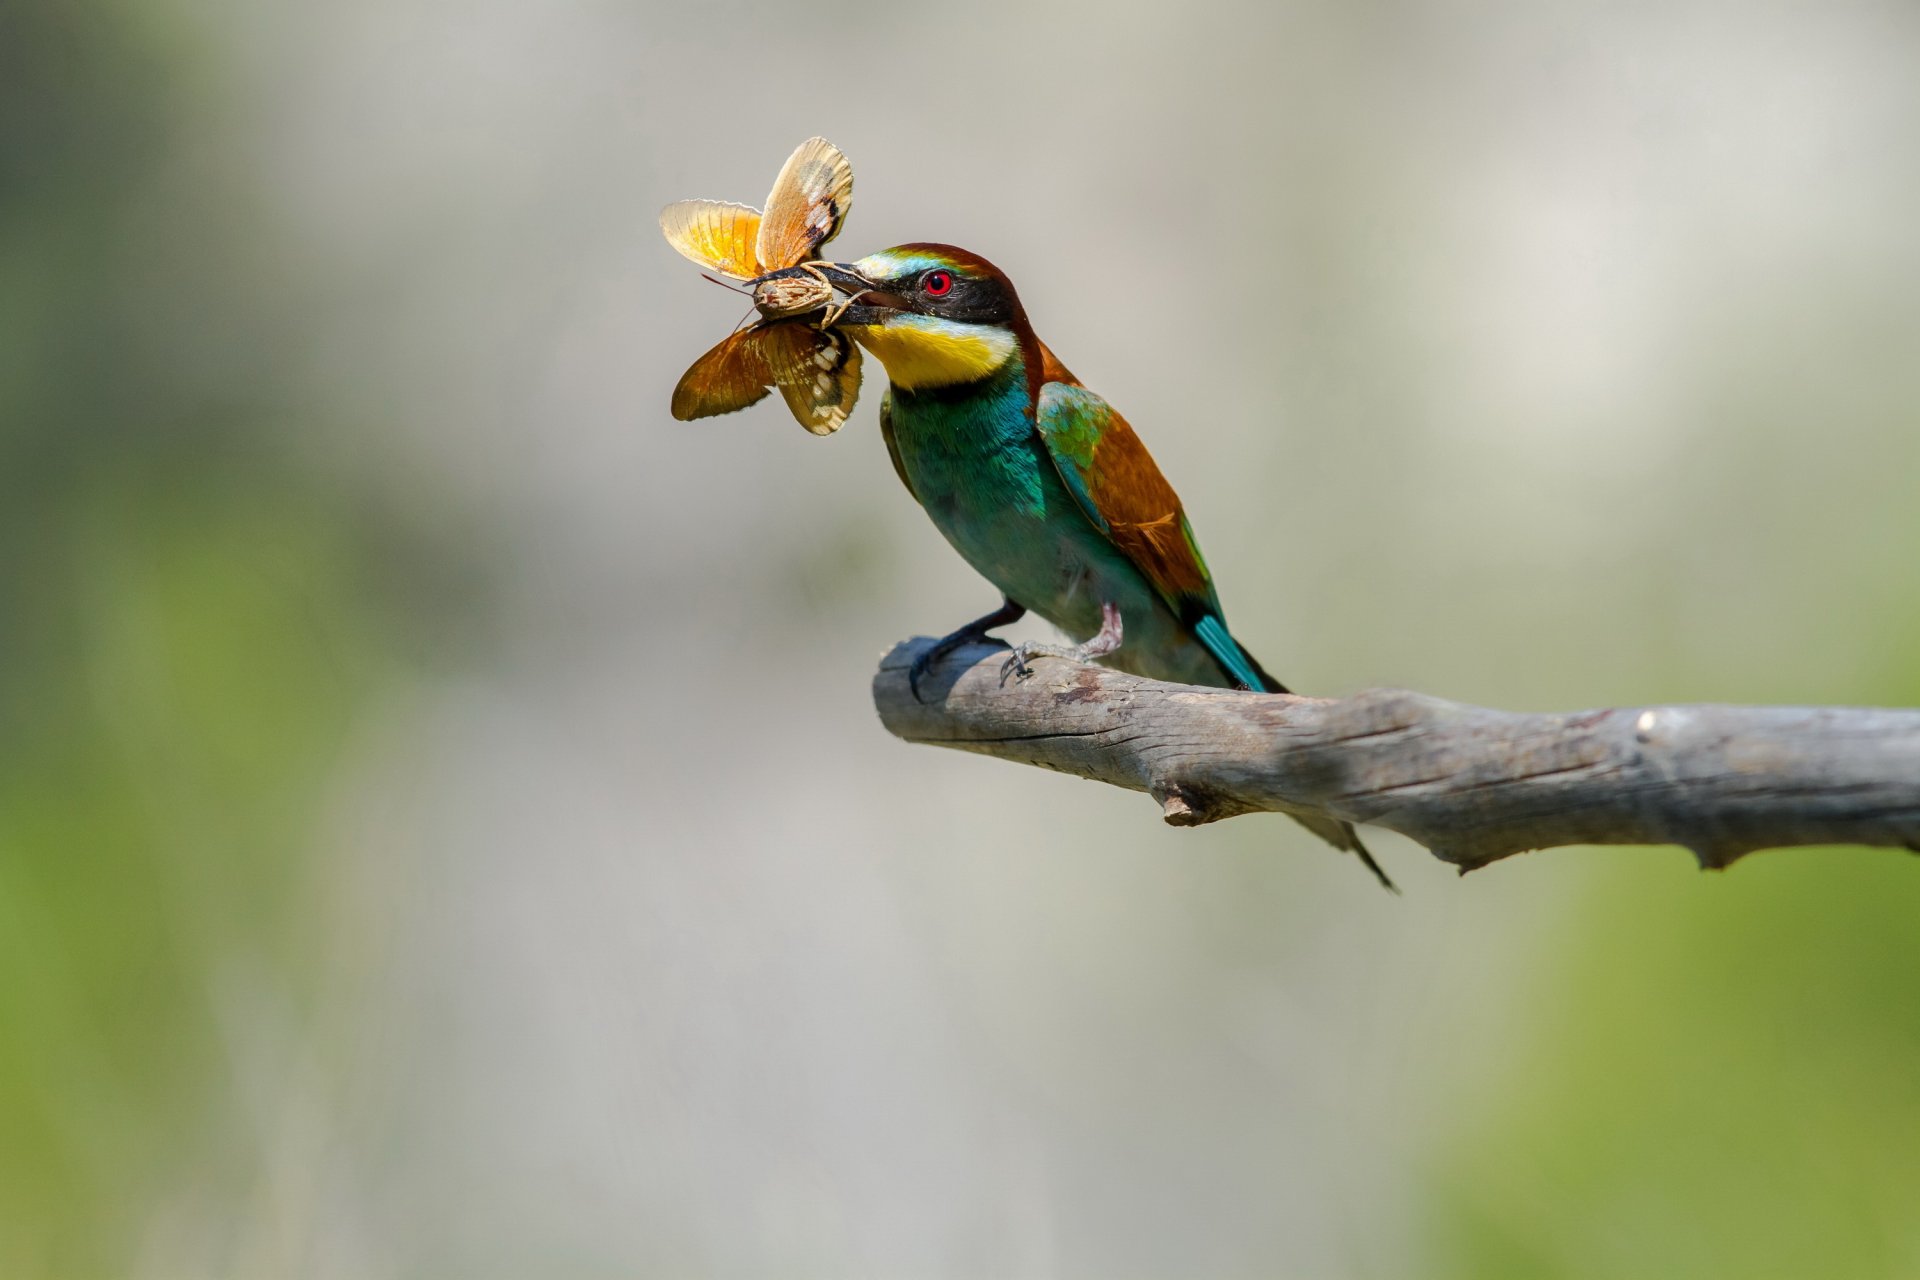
[[813, 245, 1393, 888]]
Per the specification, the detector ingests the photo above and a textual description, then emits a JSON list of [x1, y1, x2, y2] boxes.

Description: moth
[[661, 137, 864, 435]]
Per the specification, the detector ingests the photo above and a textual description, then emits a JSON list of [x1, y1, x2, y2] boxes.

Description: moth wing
[[659, 199, 764, 279], [670, 328, 777, 420], [755, 137, 854, 271], [763, 323, 863, 436]]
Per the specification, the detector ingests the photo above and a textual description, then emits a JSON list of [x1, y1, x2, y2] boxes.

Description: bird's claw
[[997, 617, 1121, 685], [999, 644, 1037, 685]]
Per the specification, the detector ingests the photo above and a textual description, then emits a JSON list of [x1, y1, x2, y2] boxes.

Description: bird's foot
[[911, 633, 999, 701], [908, 598, 1028, 703], [1000, 602, 1123, 685]]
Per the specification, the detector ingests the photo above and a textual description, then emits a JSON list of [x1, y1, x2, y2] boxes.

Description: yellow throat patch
[[848, 314, 1018, 390]]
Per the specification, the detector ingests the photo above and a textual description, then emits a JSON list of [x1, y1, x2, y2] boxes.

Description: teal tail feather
[[1192, 613, 1288, 693]]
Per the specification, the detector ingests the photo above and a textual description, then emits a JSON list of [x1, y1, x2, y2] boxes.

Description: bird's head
[[816, 244, 1029, 391]]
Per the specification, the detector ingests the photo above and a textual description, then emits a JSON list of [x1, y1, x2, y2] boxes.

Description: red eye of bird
[[922, 269, 954, 297]]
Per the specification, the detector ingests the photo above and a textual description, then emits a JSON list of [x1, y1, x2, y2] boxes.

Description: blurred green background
[[4, 0, 1918, 1275]]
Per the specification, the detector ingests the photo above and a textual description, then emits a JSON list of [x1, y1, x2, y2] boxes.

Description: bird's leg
[[818, 285, 873, 328], [804, 260, 874, 328], [1001, 601, 1123, 684], [908, 597, 1028, 703]]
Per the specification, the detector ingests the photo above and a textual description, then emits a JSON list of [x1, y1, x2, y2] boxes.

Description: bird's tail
[[1192, 612, 1295, 695], [1206, 618, 1398, 892], [1289, 812, 1398, 893]]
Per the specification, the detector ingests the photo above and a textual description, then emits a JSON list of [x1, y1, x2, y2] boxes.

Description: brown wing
[[660, 199, 764, 279], [755, 137, 854, 270], [671, 321, 861, 434], [670, 328, 778, 420], [763, 322, 862, 435], [1034, 382, 1217, 608]]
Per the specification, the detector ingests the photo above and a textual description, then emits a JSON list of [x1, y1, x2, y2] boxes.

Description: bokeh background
[[6, 0, 1920, 1275]]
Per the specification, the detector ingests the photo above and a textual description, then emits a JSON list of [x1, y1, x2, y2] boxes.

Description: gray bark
[[872, 639, 1920, 871]]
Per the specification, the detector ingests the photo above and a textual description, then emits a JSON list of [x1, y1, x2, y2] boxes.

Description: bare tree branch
[[873, 639, 1920, 871]]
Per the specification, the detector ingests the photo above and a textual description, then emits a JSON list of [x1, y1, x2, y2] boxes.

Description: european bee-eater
[[815, 245, 1392, 888]]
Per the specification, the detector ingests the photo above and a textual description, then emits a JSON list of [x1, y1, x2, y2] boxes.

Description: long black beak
[[821, 263, 910, 324], [813, 264, 876, 293]]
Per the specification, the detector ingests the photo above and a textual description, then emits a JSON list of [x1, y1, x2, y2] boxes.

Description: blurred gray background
[[5, 0, 1920, 1275]]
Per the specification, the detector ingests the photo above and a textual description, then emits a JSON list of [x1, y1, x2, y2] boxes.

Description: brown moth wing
[[765, 325, 862, 436], [659, 199, 764, 279], [671, 321, 861, 434], [755, 137, 854, 271], [670, 328, 778, 420]]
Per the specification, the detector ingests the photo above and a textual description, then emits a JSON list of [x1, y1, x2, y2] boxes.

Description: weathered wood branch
[[873, 638, 1920, 871]]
